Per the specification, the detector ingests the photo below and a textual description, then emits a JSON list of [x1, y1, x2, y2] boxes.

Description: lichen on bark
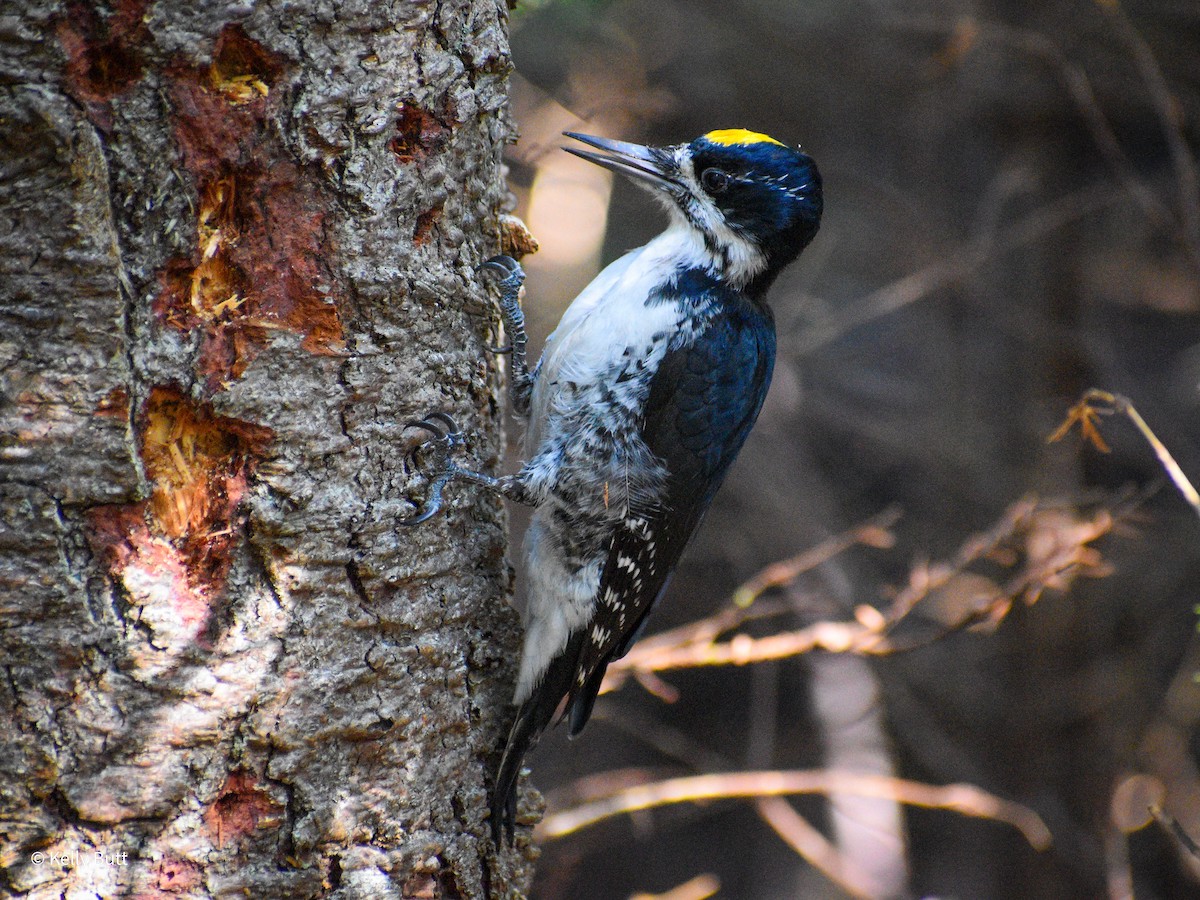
[[0, 1, 533, 897]]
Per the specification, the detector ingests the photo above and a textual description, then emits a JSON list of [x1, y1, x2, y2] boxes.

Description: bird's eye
[[701, 168, 730, 194]]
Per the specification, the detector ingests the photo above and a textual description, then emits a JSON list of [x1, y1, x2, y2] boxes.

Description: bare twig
[[755, 797, 878, 900], [601, 508, 903, 695], [970, 19, 1175, 237], [732, 506, 901, 608], [1151, 804, 1200, 862], [538, 769, 1053, 852], [1050, 389, 1200, 520], [591, 709, 883, 899], [629, 874, 720, 900], [890, 16, 1200, 274], [603, 497, 1113, 686], [1099, 2, 1200, 261], [881, 496, 1037, 624]]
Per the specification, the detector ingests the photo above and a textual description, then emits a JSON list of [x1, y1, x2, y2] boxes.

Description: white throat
[[660, 149, 768, 288]]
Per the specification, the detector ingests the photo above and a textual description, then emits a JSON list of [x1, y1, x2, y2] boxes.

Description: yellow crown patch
[[702, 128, 786, 148]]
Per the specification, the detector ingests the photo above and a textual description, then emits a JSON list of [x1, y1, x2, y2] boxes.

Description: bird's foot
[[480, 254, 525, 298], [480, 255, 534, 414], [480, 256, 527, 341], [398, 412, 466, 525]]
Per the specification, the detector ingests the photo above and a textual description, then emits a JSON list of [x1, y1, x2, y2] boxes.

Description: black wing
[[564, 299, 777, 734]]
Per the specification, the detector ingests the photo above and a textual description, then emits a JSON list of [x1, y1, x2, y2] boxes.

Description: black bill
[[563, 132, 681, 192]]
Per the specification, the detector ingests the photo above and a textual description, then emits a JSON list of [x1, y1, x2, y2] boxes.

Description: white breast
[[511, 222, 715, 703], [525, 223, 711, 451]]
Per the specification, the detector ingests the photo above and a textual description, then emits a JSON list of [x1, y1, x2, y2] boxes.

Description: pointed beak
[[562, 132, 681, 192]]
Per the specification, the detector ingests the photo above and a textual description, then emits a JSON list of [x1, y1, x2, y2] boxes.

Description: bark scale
[[0, 0, 534, 896]]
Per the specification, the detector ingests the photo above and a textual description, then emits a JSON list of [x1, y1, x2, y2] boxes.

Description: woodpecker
[[400, 129, 822, 843]]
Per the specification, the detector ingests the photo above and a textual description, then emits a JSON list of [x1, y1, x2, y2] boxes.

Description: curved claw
[[423, 411, 460, 435], [397, 503, 439, 526], [481, 256, 525, 295], [487, 343, 513, 355], [398, 410, 468, 525], [402, 411, 462, 442], [397, 472, 452, 526], [404, 417, 448, 440], [480, 255, 521, 278]]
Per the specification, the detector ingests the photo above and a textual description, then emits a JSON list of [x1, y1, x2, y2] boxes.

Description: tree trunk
[[1, 1, 533, 896]]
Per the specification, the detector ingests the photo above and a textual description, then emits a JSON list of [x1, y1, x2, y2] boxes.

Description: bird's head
[[565, 128, 822, 292]]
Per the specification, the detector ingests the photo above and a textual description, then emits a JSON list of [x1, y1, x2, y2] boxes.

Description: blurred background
[[498, 1, 1200, 897]]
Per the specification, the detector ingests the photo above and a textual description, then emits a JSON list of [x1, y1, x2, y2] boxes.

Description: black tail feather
[[490, 629, 588, 845], [490, 701, 538, 845], [567, 657, 610, 737], [567, 586, 670, 737]]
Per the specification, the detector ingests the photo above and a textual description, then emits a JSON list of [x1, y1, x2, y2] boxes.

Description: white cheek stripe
[[674, 149, 767, 288]]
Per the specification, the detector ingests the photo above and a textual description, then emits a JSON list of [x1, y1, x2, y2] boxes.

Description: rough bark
[[0, 1, 534, 896]]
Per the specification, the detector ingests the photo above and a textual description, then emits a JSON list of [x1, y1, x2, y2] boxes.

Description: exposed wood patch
[[85, 387, 272, 653], [413, 201, 445, 246], [156, 25, 343, 391], [204, 769, 285, 849], [56, 0, 149, 128], [389, 102, 454, 164]]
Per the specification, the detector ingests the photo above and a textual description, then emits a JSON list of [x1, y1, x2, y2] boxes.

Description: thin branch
[[755, 797, 877, 900], [604, 508, 903, 690], [972, 19, 1175, 236], [629, 874, 720, 900], [1099, 2, 1200, 259], [604, 497, 1113, 685], [537, 769, 1053, 852], [1051, 389, 1200, 520], [1151, 804, 1200, 862], [591, 709, 884, 900], [890, 15, 1200, 273], [880, 496, 1036, 624], [732, 506, 901, 608]]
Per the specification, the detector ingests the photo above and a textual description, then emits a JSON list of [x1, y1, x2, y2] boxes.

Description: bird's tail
[[490, 629, 587, 844]]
